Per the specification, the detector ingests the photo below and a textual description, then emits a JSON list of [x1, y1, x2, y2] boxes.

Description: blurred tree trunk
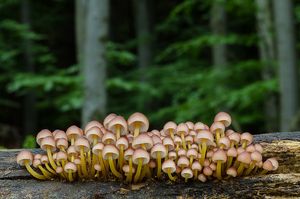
[[273, 0, 299, 131], [134, 0, 153, 77], [81, 0, 109, 125], [75, 0, 87, 66], [255, 0, 277, 131], [210, 0, 227, 68], [21, 0, 37, 136]]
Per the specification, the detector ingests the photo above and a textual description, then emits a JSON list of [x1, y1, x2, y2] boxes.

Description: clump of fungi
[[16, 112, 278, 183]]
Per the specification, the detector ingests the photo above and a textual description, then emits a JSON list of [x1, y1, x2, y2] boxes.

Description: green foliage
[[22, 135, 36, 149]]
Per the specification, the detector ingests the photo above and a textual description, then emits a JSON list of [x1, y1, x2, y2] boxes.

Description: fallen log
[[0, 132, 299, 199]]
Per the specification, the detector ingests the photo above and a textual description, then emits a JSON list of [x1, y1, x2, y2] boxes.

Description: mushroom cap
[[107, 116, 128, 136], [168, 151, 177, 160], [40, 155, 49, 164], [132, 148, 150, 165], [151, 130, 160, 137], [254, 144, 263, 153], [263, 160, 273, 171], [209, 163, 217, 171], [74, 137, 90, 152], [203, 166, 213, 176], [174, 135, 182, 144], [191, 144, 198, 150], [67, 145, 77, 156], [227, 147, 238, 157], [66, 125, 82, 141], [237, 151, 251, 164], [33, 159, 41, 168], [250, 151, 262, 162], [203, 159, 210, 167], [40, 136, 56, 152], [178, 149, 187, 157], [94, 164, 102, 171], [56, 151, 68, 161], [162, 159, 176, 173], [181, 168, 193, 179], [132, 133, 153, 150], [150, 143, 167, 159], [56, 167, 63, 174], [148, 160, 156, 169], [214, 112, 232, 127], [185, 121, 194, 131], [191, 161, 202, 171], [85, 126, 103, 143], [177, 156, 189, 168], [103, 113, 117, 128], [185, 135, 194, 144], [210, 122, 225, 134], [241, 132, 253, 145], [219, 137, 230, 149], [127, 112, 149, 133], [124, 148, 135, 160], [267, 158, 279, 170], [228, 132, 240, 144], [102, 144, 119, 160], [187, 148, 198, 159], [163, 137, 175, 150], [17, 150, 33, 166], [74, 158, 81, 165], [56, 138, 68, 150], [152, 135, 162, 145], [198, 173, 207, 182], [237, 147, 245, 155], [212, 149, 227, 163], [53, 130, 67, 141], [34, 154, 42, 160], [36, 129, 52, 145], [163, 121, 177, 135], [102, 131, 116, 145], [92, 143, 104, 154], [176, 123, 189, 136], [116, 137, 129, 150], [226, 167, 237, 177], [64, 162, 77, 173], [194, 122, 209, 132], [126, 134, 134, 144], [206, 150, 214, 159], [122, 164, 136, 174], [195, 130, 214, 144], [225, 129, 235, 137], [189, 130, 197, 138], [85, 120, 103, 132]]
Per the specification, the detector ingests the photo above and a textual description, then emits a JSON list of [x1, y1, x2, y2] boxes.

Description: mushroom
[[176, 123, 189, 150], [53, 130, 68, 142], [36, 129, 52, 146], [122, 164, 136, 181], [108, 116, 128, 139], [56, 138, 68, 152], [198, 173, 207, 182], [228, 132, 240, 148], [124, 148, 134, 183], [226, 167, 237, 179], [40, 155, 56, 175], [64, 162, 77, 182], [40, 136, 57, 170], [260, 159, 273, 175], [181, 168, 193, 182], [128, 112, 149, 137], [194, 122, 209, 133], [210, 122, 225, 145], [226, 147, 237, 170], [185, 135, 194, 149], [67, 145, 77, 162], [66, 125, 82, 145], [185, 121, 194, 131], [85, 120, 103, 132], [240, 132, 253, 149], [94, 163, 102, 179], [150, 143, 167, 178], [132, 133, 153, 151], [191, 161, 202, 180], [236, 151, 251, 176], [244, 151, 262, 175], [174, 135, 182, 153], [74, 158, 83, 178], [103, 113, 117, 129], [32, 159, 52, 179], [92, 143, 107, 178], [187, 148, 198, 166], [17, 150, 46, 180], [163, 137, 174, 156], [177, 156, 189, 171], [218, 137, 230, 150], [214, 112, 232, 128], [162, 159, 177, 181], [102, 131, 116, 145], [195, 130, 214, 165], [132, 148, 150, 183], [74, 137, 90, 177], [102, 144, 122, 179], [212, 149, 227, 180], [163, 121, 177, 140], [116, 137, 129, 170]]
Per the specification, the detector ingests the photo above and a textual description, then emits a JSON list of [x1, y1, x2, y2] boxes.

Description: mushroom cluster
[[16, 112, 278, 183]]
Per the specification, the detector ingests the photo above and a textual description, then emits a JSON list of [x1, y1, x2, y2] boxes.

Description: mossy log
[[0, 132, 300, 199]]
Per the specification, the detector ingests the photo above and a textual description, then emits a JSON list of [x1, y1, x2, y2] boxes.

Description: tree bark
[[81, 0, 109, 125], [255, 0, 277, 131], [1, 132, 300, 198], [21, 0, 37, 136], [273, 0, 299, 131], [75, 0, 87, 65], [210, 0, 227, 68]]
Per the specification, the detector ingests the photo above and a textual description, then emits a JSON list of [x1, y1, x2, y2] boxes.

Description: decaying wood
[[0, 132, 300, 199]]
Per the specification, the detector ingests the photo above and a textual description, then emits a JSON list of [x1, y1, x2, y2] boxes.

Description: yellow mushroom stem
[[200, 141, 207, 165], [134, 159, 143, 183], [216, 160, 222, 180], [237, 162, 245, 176], [180, 133, 187, 150], [157, 152, 162, 178], [80, 147, 88, 177], [184, 176, 188, 182], [216, 130, 220, 145], [260, 169, 269, 175], [193, 170, 198, 180], [126, 158, 133, 183], [38, 166, 53, 179], [68, 171, 73, 182], [116, 125, 121, 140], [45, 163, 56, 175], [108, 155, 122, 179], [59, 147, 66, 152], [77, 164, 83, 178], [97, 153, 107, 178], [230, 142, 235, 148], [87, 151, 92, 167], [70, 155, 75, 162], [71, 137, 75, 145], [139, 165, 146, 181], [119, 145, 124, 170], [24, 160, 46, 180], [167, 168, 176, 181], [91, 154, 97, 177], [169, 129, 174, 140], [226, 156, 233, 170], [242, 141, 247, 149], [244, 162, 256, 176], [46, 147, 57, 170], [189, 156, 194, 167], [133, 123, 140, 137]]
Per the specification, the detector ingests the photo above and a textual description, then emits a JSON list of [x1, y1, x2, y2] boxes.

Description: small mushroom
[[128, 112, 149, 137], [214, 112, 232, 128], [163, 121, 177, 140], [176, 123, 189, 150], [64, 162, 77, 182], [212, 149, 227, 180], [162, 159, 177, 181], [66, 125, 82, 145], [150, 143, 167, 178], [181, 168, 193, 182], [108, 116, 128, 139], [132, 148, 150, 183], [102, 144, 122, 179]]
